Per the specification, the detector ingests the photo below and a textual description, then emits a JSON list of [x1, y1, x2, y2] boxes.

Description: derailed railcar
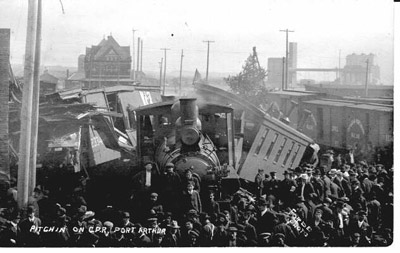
[[302, 99, 393, 165], [189, 83, 315, 181]]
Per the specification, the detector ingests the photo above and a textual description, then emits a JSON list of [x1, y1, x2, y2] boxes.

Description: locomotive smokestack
[[180, 98, 198, 125], [174, 98, 201, 145]]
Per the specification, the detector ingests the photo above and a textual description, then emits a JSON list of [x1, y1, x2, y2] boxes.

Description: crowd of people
[[0, 151, 394, 247]]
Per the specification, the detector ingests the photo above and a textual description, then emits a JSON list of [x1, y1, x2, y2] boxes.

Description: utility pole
[[203, 40, 214, 82], [281, 57, 285, 91], [0, 29, 10, 179], [18, 0, 38, 210], [338, 49, 341, 84], [365, 58, 369, 97], [140, 39, 143, 72], [137, 37, 141, 72], [159, 58, 164, 93], [279, 29, 294, 89], [132, 28, 137, 81], [29, 0, 42, 195], [179, 49, 184, 96], [160, 48, 170, 94]]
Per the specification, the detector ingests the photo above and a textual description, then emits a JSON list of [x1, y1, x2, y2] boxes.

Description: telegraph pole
[[281, 57, 285, 91], [203, 40, 214, 82], [338, 49, 341, 84], [279, 29, 294, 89], [137, 37, 141, 72], [18, 0, 38, 210], [160, 48, 170, 93], [0, 29, 10, 179], [132, 28, 137, 81], [29, 0, 42, 195], [159, 58, 163, 93], [179, 49, 184, 96], [365, 58, 369, 97], [140, 39, 143, 72]]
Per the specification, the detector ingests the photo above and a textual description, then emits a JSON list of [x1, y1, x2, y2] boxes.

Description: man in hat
[[315, 197, 334, 222], [332, 171, 345, 198], [279, 170, 297, 207], [226, 226, 239, 246], [256, 198, 277, 234], [326, 169, 341, 200], [310, 168, 324, 203], [199, 212, 216, 246], [331, 201, 349, 246], [121, 211, 134, 228], [337, 171, 352, 198], [18, 205, 42, 246], [213, 212, 229, 246], [132, 161, 160, 198], [181, 219, 200, 246], [160, 162, 181, 214], [295, 173, 315, 203], [344, 147, 356, 166], [161, 220, 181, 247], [254, 169, 265, 198]]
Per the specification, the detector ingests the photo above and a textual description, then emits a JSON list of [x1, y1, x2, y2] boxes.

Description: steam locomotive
[[135, 97, 238, 185]]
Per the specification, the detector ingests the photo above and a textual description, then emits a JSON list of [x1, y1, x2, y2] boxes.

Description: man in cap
[[182, 182, 202, 215], [237, 210, 257, 246], [160, 162, 181, 214], [273, 233, 288, 247], [182, 167, 201, 193], [264, 171, 280, 199], [203, 191, 220, 219], [143, 192, 164, 220], [272, 213, 296, 246], [258, 232, 272, 246], [348, 210, 372, 246]]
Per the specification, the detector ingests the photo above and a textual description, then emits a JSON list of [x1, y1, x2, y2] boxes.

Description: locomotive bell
[[173, 98, 202, 145]]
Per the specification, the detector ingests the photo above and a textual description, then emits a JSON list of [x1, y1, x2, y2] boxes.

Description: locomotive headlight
[[181, 126, 200, 145]]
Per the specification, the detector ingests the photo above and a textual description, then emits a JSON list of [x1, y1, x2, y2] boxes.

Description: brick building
[[67, 35, 132, 89]]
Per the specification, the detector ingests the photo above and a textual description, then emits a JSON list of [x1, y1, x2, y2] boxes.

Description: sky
[[0, 0, 394, 84]]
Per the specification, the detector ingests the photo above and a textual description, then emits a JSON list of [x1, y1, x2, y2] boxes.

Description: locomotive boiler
[[134, 97, 237, 182]]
